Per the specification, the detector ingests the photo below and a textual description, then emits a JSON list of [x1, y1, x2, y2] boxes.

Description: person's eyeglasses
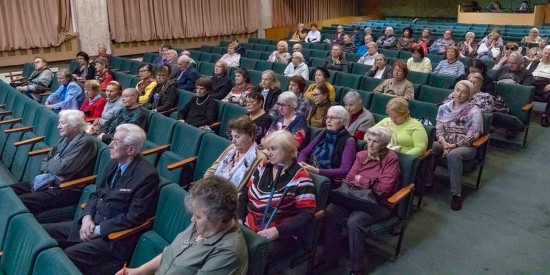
[[276, 102, 290, 107], [139, 70, 149, 73], [246, 100, 257, 105], [33, 61, 42, 64], [326, 116, 343, 120], [156, 74, 168, 78], [311, 93, 321, 97]]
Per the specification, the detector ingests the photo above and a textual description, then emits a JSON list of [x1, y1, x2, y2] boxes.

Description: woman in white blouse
[[219, 43, 241, 68], [284, 52, 309, 80], [305, 23, 321, 43], [268, 41, 291, 64]]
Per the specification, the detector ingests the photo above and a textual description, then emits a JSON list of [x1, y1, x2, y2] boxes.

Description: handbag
[[330, 180, 380, 214]]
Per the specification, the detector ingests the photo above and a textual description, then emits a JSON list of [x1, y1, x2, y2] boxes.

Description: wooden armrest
[[0, 251, 2, 257], [14, 136, 44, 146], [28, 148, 52, 156], [472, 134, 490, 148], [314, 210, 325, 220], [0, 104, 4, 108], [58, 175, 97, 188], [209, 122, 221, 128], [388, 184, 415, 204], [5, 126, 33, 134], [167, 156, 197, 170], [418, 149, 432, 161], [159, 107, 177, 115], [522, 103, 533, 111], [108, 217, 155, 240], [0, 118, 22, 125], [36, 92, 52, 97], [0, 111, 12, 116], [80, 203, 86, 209], [142, 144, 170, 156]]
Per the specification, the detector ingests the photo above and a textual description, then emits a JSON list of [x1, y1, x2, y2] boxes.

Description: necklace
[[196, 95, 210, 106]]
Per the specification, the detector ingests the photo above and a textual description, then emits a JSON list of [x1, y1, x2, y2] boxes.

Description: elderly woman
[[284, 52, 309, 80], [477, 32, 501, 61], [433, 46, 465, 78], [358, 42, 379, 65], [268, 41, 291, 64], [206, 116, 266, 191], [307, 82, 333, 128], [298, 106, 356, 183], [454, 59, 496, 95], [136, 64, 157, 105], [314, 126, 400, 274], [429, 29, 456, 55], [457, 32, 478, 58], [246, 92, 273, 144], [373, 61, 414, 100], [323, 44, 348, 72], [254, 70, 282, 114], [80, 80, 106, 120], [223, 68, 254, 105], [304, 67, 336, 101], [305, 23, 321, 43], [356, 35, 375, 56], [265, 91, 307, 149], [420, 28, 434, 48], [119, 176, 248, 275], [178, 77, 218, 128], [72, 52, 96, 81], [219, 43, 241, 68], [290, 23, 307, 42], [45, 70, 84, 111], [288, 75, 311, 116], [396, 27, 416, 51], [493, 42, 520, 70], [210, 60, 234, 100], [407, 45, 432, 73], [374, 98, 428, 157], [145, 65, 178, 114], [367, 54, 393, 79], [343, 34, 357, 54], [376, 27, 397, 49], [94, 57, 115, 91], [433, 80, 483, 211], [447, 73, 494, 113], [522, 28, 542, 44], [238, 130, 316, 266], [343, 91, 375, 139], [527, 38, 548, 62]]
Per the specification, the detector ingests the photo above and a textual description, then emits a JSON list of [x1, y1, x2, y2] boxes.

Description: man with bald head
[[175, 55, 200, 91], [179, 50, 197, 68], [357, 42, 379, 65]]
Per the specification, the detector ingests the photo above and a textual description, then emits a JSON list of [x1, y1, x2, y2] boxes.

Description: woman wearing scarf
[[433, 80, 483, 211], [343, 91, 375, 139], [136, 64, 157, 105], [298, 106, 356, 186], [145, 65, 178, 115], [45, 69, 84, 111]]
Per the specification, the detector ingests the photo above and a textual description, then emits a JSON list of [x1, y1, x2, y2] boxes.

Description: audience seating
[[418, 85, 453, 104], [492, 83, 535, 147], [0, 188, 28, 252], [32, 247, 82, 275]]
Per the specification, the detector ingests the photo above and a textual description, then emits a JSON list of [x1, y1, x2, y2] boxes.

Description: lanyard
[[259, 185, 276, 230]]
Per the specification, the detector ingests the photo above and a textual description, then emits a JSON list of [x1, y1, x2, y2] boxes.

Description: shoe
[[312, 261, 339, 273], [451, 195, 462, 211], [541, 115, 549, 127]]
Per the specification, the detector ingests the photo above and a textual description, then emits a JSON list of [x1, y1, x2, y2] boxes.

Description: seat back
[[199, 62, 215, 76], [395, 152, 419, 219], [334, 72, 362, 89], [117, 73, 134, 89], [142, 52, 157, 64], [351, 63, 372, 75], [240, 58, 257, 70], [255, 60, 274, 72], [33, 247, 83, 275], [369, 93, 393, 115], [146, 114, 178, 145], [497, 82, 534, 125], [428, 73, 456, 89], [241, 225, 271, 275], [0, 188, 29, 250], [409, 100, 438, 125], [219, 104, 248, 138], [406, 70, 431, 85], [419, 85, 453, 104], [359, 76, 383, 92], [310, 173, 331, 211], [153, 184, 192, 243], [193, 133, 231, 181]]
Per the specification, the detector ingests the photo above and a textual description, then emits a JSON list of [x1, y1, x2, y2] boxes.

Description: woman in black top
[[178, 77, 218, 128], [72, 52, 96, 81], [210, 60, 234, 100], [146, 65, 178, 115], [245, 92, 273, 144]]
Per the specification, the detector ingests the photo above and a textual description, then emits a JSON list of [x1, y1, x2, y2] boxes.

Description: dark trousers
[[533, 79, 550, 116], [11, 182, 83, 215]]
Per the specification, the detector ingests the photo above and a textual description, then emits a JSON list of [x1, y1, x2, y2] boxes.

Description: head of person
[[245, 92, 264, 115], [468, 72, 484, 93], [529, 28, 539, 38], [33, 57, 47, 70], [453, 80, 475, 105], [227, 45, 236, 55], [159, 44, 172, 55], [94, 57, 109, 72], [229, 116, 257, 153], [385, 27, 394, 37], [195, 77, 212, 97], [234, 68, 250, 85], [185, 176, 238, 238], [487, 32, 500, 44], [364, 27, 373, 35], [491, 1, 501, 9], [343, 90, 363, 116], [310, 23, 318, 31], [262, 130, 297, 166], [297, 23, 304, 32], [84, 80, 101, 99], [386, 97, 410, 125], [374, 54, 387, 68], [367, 42, 378, 55], [58, 110, 86, 138], [392, 61, 408, 81], [138, 64, 154, 81], [215, 60, 228, 76], [467, 58, 488, 75], [56, 69, 74, 85], [121, 88, 140, 108], [465, 32, 475, 41], [165, 50, 178, 63], [422, 28, 431, 38], [292, 43, 303, 53], [312, 82, 330, 105], [155, 65, 171, 85], [543, 45, 550, 63], [277, 41, 289, 53], [337, 25, 344, 34], [291, 52, 304, 66], [540, 38, 548, 48], [314, 67, 330, 83], [276, 91, 298, 117], [445, 46, 459, 61], [106, 81, 122, 101], [364, 34, 374, 44], [331, 44, 344, 59], [326, 106, 350, 131], [98, 43, 107, 55], [76, 52, 90, 66], [503, 42, 519, 54], [180, 50, 191, 57], [231, 39, 240, 47], [260, 70, 280, 90], [443, 29, 453, 40], [110, 124, 146, 163], [343, 34, 352, 44], [177, 55, 192, 71], [520, 1, 528, 9], [366, 126, 392, 156], [411, 45, 425, 61], [353, 25, 361, 34], [508, 52, 524, 71], [288, 75, 306, 96], [403, 27, 413, 38]]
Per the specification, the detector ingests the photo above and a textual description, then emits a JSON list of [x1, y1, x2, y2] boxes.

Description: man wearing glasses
[[13, 57, 54, 97]]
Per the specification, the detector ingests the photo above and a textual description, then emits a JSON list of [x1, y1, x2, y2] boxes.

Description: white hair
[[115, 124, 146, 151], [277, 91, 298, 109], [367, 126, 391, 145], [59, 110, 86, 131], [292, 52, 304, 62], [465, 32, 475, 39], [343, 90, 362, 105], [328, 105, 350, 125]]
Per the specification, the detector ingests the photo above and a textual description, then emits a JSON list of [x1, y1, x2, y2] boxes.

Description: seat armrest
[[0, 251, 2, 257], [0, 118, 22, 125], [37, 92, 52, 97], [0, 104, 4, 108], [522, 103, 533, 111], [167, 156, 197, 170], [108, 217, 156, 240], [314, 210, 325, 220], [28, 148, 52, 156], [418, 149, 433, 161], [0, 111, 12, 116], [80, 203, 87, 209], [388, 184, 415, 204], [159, 108, 177, 116], [5, 126, 33, 134], [142, 144, 171, 156], [209, 122, 221, 128], [14, 136, 44, 146], [472, 134, 490, 148], [58, 175, 97, 189]]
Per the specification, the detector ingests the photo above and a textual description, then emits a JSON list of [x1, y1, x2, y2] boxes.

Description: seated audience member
[[45, 70, 85, 110], [477, 32, 501, 61], [493, 42, 519, 70], [527, 38, 548, 62], [357, 42, 379, 65], [305, 23, 321, 43], [356, 35, 374, 55], [164, 49, 180, 77], [433, 46, 465, 78], [98, 88, 148, 144], [479, 27, 504, 47], [118, 176, 247, 275], [246, 92, 273, 144], [446, 73, 494, 113], [223, 68, 254, 106], [178, 77, 218, 128], [72, 52, 96, 81], [96, 43, 111, 61], [331, 25, 346, 45], [407, 45, 432, 73], [299, 105, 357, 183], [494, 52, 533, 85], [180, 50, 198, 68], [305, 67, 336, 101], [11, 110, 97, 215], [153, 44, 171, 67], [175, 55, 200, 91], [211, 60, 234, 100], [45, 124, 159, 275], [268, 41, 291, 64], [522, 28, 542, 44], [518, 0, 529, 12], [80, 80, 106, 120], [419, 28, 435, 48], [376, 27, 397, 49], [526, 45, 550, 127], [231, 38, 246, 56], [343, 34, 357, 54], [14, 57, 53, 96], [238, 130, 316, 268], [219, 43, 241, 68], [145, 65, 178, 114], [265, 92, 307, 149], [313, 126, 400, 274], [94, 57, 115, 91], [373, 61, 414, 100], [135, 64, 157, 105], [454, 59, 496, 95], [288, 75, 311, 116], [307, 82, 333, 128], [487, 1, 502, 12], [205, 116, 266, 191], [253, 70, 282, 113], [98, 81, 123, 126], [364, 27, 377, 42], [284, 52, 309, 80], [367, 54, 394, 80], [457, 32, 478, 58], [290, 43, 309, 64], [324, 44, 348, 72], [290, 23, 307, 42], [429, 29, 455, 55], [396, 27, 416, 51], [343, 91, 375, 139], [374, 98, 428, 156], [352, 25, 365, 48]]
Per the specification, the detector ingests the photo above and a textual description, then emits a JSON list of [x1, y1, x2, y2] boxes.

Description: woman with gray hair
[[120, 176, 248, 275], [313, 125, 400, 274], [283, 52, 309, 80], [298, 105, 356, 184], [457, 32, 478, 58], [343, 91, 375, 139], [265, 91, 307, 149]]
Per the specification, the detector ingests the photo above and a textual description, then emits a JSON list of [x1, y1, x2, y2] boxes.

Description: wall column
[[259, 0, 273, 38], [71, 0, 112, 55]]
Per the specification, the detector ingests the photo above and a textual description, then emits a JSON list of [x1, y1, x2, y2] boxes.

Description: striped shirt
[[433, 60, 465, 78]]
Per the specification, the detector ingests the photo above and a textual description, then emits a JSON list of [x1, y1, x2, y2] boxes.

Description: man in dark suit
[[175, 55, 200, 92], [44, 124, 160, 275]]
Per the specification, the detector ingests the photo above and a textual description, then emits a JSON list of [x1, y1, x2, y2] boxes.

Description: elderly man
[[495, 52, 534, 85], [97, 88, 147, 144], [45, 70, 85, 111], [14, 57, 54, 97], [527, 45, 550, 127], [179, 50, 197, 68], [357, 42, 379, 65], [289, 43, 309, 64], [175, 55, 200, 91], [11, 110, 97, 215], [376, 27, 397, 49], [164, 49, 180, 77], [44, 124, 159, 275]]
